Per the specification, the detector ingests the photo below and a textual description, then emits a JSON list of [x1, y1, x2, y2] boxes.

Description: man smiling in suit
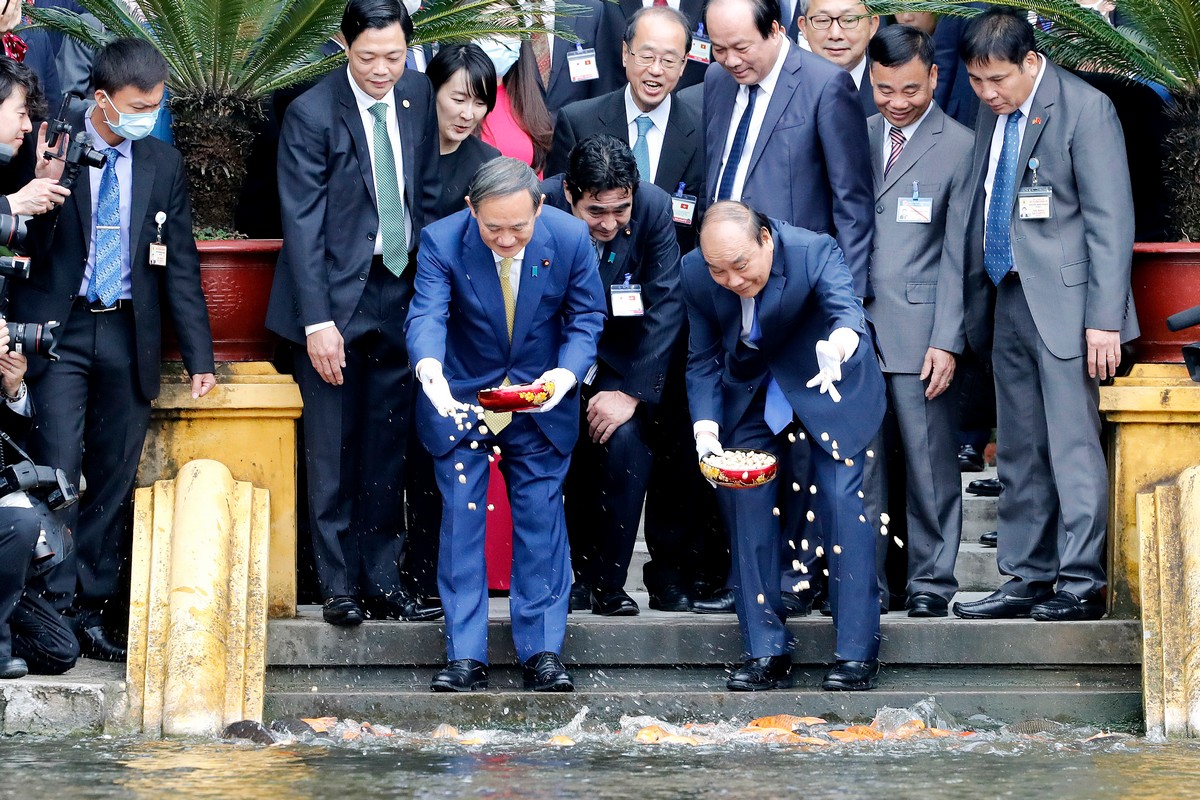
[[865, 24, 972, 618], [547, 5, 705, 252], [406, 157, 605, 693], [683, 200, 886, 691], [544, 134, 683, 617]]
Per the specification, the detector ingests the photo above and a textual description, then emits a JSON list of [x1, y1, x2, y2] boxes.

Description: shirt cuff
[[693, 419, 720, 440], [304, 321, 336, 337], [6, 393, 29, 417]]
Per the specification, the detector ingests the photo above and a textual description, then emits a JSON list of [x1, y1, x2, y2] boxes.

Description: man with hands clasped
[[682, 201, 885, 692], [405, 157, 605, 694]]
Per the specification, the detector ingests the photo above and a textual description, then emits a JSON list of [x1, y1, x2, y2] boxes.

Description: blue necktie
[[984, 109, 1023, 285], [750, 297, 792, 435], [716, 84, 758, 201], [632, 115, 653, 182], [88, 147, 122, 307]]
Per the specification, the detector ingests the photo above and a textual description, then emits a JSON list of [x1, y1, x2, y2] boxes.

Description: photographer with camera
[[0, 322, 79, 679], [0, 56, 69, 217]]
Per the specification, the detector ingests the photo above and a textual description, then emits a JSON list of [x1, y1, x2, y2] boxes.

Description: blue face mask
[[100, 91, 161, 140]]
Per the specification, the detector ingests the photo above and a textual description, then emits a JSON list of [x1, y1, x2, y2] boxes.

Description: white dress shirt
[[624, 86, 672, 183], [848, 56, 867, 89], [717, 37, 791, 202], [983, 54, 1047, 230], [493, 246, 525, 299], [879, 101, 934, 175]]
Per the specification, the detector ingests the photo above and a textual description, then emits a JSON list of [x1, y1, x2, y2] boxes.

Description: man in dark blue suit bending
[[682, 200, 885, 691], [406, 157, 606, 693]]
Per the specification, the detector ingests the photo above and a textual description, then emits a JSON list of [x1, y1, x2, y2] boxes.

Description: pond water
[[1, 705, 1197, 800]]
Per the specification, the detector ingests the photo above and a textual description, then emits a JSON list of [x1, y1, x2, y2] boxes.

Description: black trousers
[[563, 383, 656, 591], [29, 304, 150, 615], [0, 504, 78, 673], [294, 257, 416, 599], [641, 350, 729, 595]]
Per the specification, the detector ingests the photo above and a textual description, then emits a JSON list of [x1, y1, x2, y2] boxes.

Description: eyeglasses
[[804, 13, 867, 29], [629, 50, 684, 70]]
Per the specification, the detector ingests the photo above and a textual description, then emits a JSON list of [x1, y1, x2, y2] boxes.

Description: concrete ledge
[[0, 660, 129, 735], [264, 666, 1142, 730], [267, 599, 1141, 668]]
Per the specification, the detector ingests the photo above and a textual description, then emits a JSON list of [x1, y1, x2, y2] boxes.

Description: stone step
[[623, 540, 1001, 593], [956, 542, 1002, 591], [263, 665, 1142, 729], [267, 597, 1139, 668]]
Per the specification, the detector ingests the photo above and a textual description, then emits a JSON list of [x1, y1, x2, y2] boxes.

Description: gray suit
[[963, 59, 1138, 600], [867, 102, 972, 601]]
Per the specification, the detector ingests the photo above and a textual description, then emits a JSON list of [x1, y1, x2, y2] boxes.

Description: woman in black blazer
[[427, 44, 502, 220]]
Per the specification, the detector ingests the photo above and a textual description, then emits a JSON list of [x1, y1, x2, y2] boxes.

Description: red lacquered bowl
[[700, 449, 778, 489], [477, 381, 554, 412]]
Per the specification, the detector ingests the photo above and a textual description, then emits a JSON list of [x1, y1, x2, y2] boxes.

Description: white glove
[[805, 327, 860, 402], [695, 430, 724, 461], [524, 367, 577, 413], [415, 358, 472, 420]]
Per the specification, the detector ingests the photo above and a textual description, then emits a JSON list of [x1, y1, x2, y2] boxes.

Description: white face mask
[[478, 35, 521, 78], [402, 0, 421, 15]]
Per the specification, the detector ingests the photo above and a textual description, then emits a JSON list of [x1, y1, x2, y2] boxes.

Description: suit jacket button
[[875, 204, 884, 214], [359, 272, 368, 281], [367, 232, 375, 240]]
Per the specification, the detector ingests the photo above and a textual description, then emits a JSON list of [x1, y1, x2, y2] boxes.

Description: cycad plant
[[866, 0, 1200, 240], [25, 0, 580, 233]]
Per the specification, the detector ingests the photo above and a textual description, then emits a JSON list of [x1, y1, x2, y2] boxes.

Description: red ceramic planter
[[162, 239, 281, 362], [1129, 242, 1200, 364]]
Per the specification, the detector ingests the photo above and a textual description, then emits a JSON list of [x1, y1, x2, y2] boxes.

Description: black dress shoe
[[431, 659, 489, 692], [952, 588, 1053, 619], [727, 655, 793, 691], [958, 445, 985, 472], [648, 585, 691, 612], [1030, 590, 1106, 621], [322, 595, 365, 626], [77, 622, 128, 662], [591, 587, 639, 616], [0, 657, 27, 679], [979, 530, 998, 548], [568, 582, 591, 612], [690, 588, 735, 614], [906, 592, 949, 618], [363, 590, 444, 622], [780, 590, 812, 618], [966, 477, 1003, 497], [822, 659, 880, 691], [523, 651, 574, 692]]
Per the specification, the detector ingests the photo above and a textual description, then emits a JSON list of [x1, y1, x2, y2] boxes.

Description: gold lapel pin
[[402, 99, 410, 108]]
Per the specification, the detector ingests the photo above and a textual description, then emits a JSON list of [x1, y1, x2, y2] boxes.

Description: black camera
[[0, 213, 62, 360], [7, 321, 60, 360], [0, 210, 24, 250], [42, 94, 107, 191], [0, 460, 78, 512]]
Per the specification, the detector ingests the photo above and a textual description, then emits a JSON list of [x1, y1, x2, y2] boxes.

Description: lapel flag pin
[[1032, 116, 1042, 125], [402, 99, 410, 108]]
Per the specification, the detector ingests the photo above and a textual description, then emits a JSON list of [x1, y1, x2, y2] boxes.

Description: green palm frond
[[26, 0, 588, 104], [865, 0, 1200, 95], [412, 0, 588, 46]]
